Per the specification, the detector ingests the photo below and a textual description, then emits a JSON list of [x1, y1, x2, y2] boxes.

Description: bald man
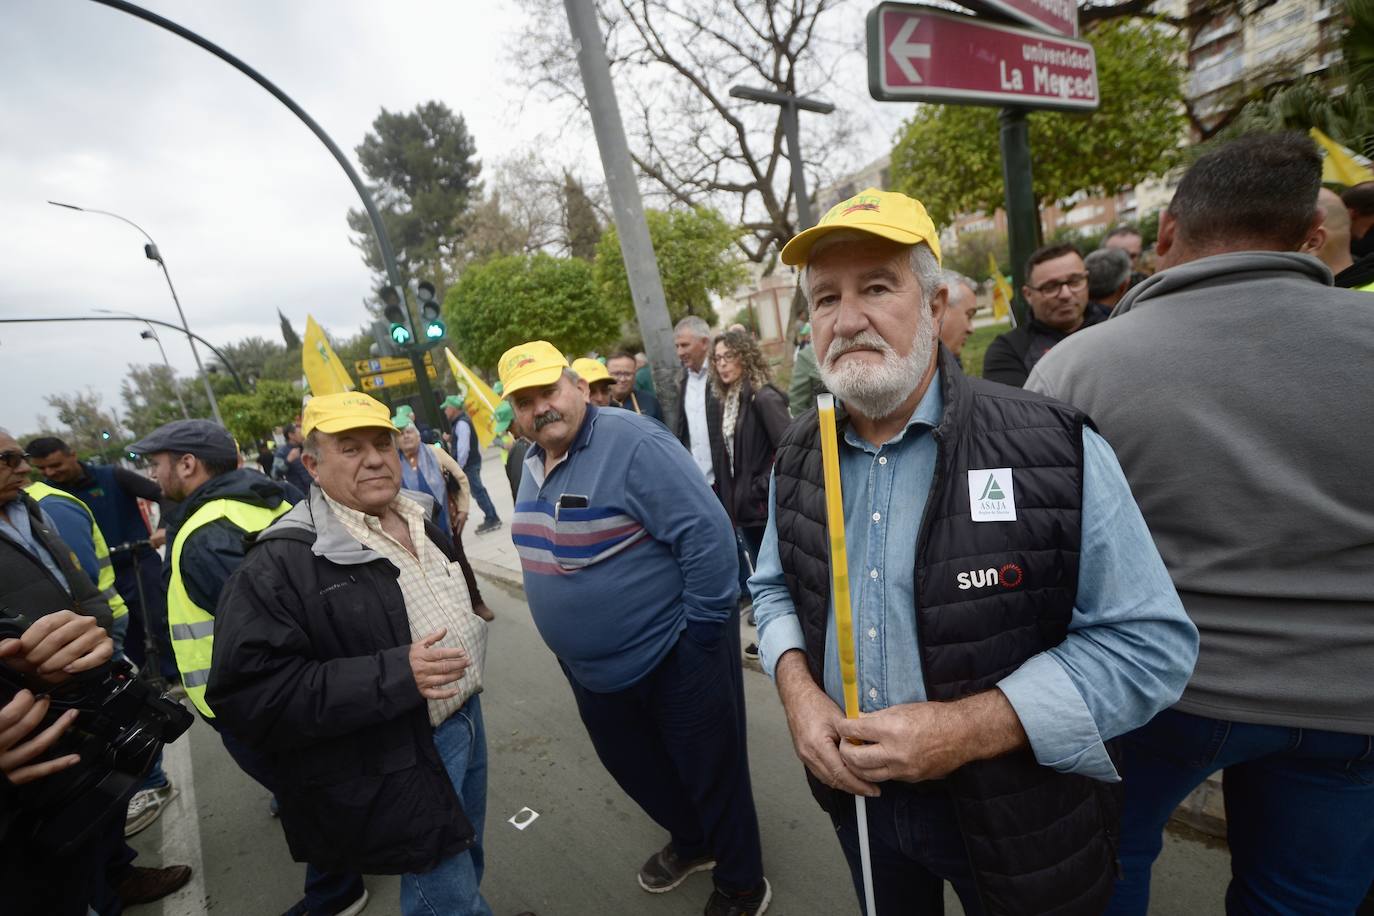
[[1306, 188, 1374, 291]]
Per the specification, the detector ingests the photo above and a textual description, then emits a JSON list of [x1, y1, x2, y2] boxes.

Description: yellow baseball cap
[[498, 340, 569, 396], [571, 357, 611, 385], [301, 391, 396, 437], [780, 187, 942, 267]]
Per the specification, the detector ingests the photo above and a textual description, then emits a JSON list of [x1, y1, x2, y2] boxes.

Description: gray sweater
[[1027, 251, 1374, 736]]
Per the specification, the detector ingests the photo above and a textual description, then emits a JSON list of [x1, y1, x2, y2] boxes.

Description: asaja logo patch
[[967, 468, 1016, 522]]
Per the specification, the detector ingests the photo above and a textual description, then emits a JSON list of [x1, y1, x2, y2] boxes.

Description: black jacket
[[982, 307, 1107, 387], [206, 489, 474, 874], [161, 469, 292, 613], [674, 368, 723, 462], [710, 381, 791, 528], [612, 388, 664, 423], [772, 347, 1119, 915], [1335, 252, 1374, 290], [0, 492, 113, 630]]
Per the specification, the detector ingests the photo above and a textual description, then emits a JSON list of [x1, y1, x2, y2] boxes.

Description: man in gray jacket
[[1028, 132, 1374, 914]]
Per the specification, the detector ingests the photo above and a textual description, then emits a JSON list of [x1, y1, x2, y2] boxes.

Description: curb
[[469, 555, 524, 593]]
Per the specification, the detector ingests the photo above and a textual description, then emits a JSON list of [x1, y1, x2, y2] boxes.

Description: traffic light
[[380, 286, 412, 346], [101, 429, 111, 441], [417, 281, 445, 342]]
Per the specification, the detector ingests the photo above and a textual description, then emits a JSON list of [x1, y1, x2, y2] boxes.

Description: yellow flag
[[301, 316, 355, 396], [444, 348, 501, 448], [988, 252, 1014, 325], [1310, 128, 1374, 186]]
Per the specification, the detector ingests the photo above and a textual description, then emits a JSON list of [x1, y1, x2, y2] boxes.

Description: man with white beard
[[746, 189, 1198, 915]]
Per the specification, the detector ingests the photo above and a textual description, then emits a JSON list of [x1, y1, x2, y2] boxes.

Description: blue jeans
[[1108, 707, 1374, 915], [463, 460, 499, 524], [401, 696, 492, 916]]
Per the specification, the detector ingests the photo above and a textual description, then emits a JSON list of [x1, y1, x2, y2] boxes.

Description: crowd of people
[[2, 129, 1372, 916]]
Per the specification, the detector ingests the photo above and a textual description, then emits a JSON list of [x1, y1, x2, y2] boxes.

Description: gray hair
[[941, 269, 976, 296], [800, 230, 945, 309], [1085, 248, 1131, 299], [673, 315, 711, 339], [302, 430, 322, 460]]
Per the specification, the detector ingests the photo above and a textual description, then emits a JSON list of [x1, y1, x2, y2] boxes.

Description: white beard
[[818, 305, 936, 420]]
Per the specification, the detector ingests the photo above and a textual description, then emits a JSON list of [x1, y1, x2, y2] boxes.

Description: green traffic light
[[424, 320, 445, 340], [390, 323, 413, 345], [101, 430, 111, 440]]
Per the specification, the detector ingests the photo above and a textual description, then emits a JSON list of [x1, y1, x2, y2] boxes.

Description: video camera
[[0, 615, 193, 856]]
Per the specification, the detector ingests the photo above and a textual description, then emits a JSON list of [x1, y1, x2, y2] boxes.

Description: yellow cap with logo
[[301, 391, 396, 437], [780, 187, 942, 267], [498, 340, 570, 397], [571, 357, 611, 385]]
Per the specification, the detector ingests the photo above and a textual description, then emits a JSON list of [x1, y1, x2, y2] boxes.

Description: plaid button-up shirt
[[323, 491, 486, 726]]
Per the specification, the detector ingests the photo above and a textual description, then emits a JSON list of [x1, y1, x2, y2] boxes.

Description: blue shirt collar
[[841, 369, 944, 453], [524, 404, 602, 489]]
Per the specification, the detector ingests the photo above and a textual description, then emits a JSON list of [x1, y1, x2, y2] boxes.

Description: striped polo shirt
[[514, 406, 739, 692]]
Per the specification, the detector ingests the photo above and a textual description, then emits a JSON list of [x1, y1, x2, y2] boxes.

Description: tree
[[42, 389, 123, 458], [443, 253, 616, 370], [594, 207, 747, 328], [518, 0, 852, 265], [346, 101, 482, 296], [119, 363, 206, 437], [219, 380, 304, 449], [889, 17, 1187, 227], [564, 172, 602, 260], [942, 230, 1010, 284], [278, 310, 301, 350], [212, 336, 284, 381]]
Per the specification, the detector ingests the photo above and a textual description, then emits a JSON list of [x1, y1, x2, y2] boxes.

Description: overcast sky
[[0, 0, 904, 435]]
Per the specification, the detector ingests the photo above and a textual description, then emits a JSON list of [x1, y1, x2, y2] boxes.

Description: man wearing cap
[[208, 392, 503, 916], [502, 342, 770, 916], [605, 351, 664, 422], [443, 395, 501, 534], [132, 420, 368, 916], [571, 357, 615, 407], [787, 323, 826, 418], [748, 188, 1198, 913]]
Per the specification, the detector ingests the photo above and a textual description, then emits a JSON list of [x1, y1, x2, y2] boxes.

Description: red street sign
[[960, 0, 1078, 37], [866, 3, 1099, 112]]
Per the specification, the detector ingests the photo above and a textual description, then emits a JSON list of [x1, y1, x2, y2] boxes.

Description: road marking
[[158, 726, 209, 916]]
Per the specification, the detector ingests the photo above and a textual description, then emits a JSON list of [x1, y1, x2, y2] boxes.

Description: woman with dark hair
[[709, 329, 791, 573]]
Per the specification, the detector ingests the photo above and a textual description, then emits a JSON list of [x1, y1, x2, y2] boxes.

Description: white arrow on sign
[[889, 17, 931, 83]]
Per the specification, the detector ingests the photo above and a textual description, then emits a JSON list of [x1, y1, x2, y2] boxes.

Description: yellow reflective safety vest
[[169, 497, 289, 718], [26, 481, 129, 621]]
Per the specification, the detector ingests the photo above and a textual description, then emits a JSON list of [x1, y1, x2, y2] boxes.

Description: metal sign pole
[[999, 107, 1042, 327]]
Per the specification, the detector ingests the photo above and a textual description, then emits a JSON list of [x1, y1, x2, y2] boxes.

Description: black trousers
[[561, 610, 764, 894], [831, 783, 984, 916], [1, 805, 124, 916]]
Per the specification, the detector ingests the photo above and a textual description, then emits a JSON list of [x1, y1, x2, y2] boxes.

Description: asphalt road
[[127, 578, 1231, 916]]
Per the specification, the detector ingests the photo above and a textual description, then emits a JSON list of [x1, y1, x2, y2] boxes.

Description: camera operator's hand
[[0, 689, 80, 785], [0, 610, 113, 683]]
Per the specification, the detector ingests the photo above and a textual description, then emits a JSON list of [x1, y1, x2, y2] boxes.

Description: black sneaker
[[704, 878, 771, 916], [637, 843, 715, 893], [475, 518, 503, 535], [743, 643, 759, 661]]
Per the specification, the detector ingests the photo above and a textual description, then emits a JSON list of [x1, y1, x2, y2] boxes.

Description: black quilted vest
[[0, 493, 89, 622], [772, 348, 1120, 915]]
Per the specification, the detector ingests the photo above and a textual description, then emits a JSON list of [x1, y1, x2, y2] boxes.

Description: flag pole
[[817, 393, 878, 916]]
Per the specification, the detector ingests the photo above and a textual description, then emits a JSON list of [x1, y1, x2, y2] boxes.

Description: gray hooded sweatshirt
[[1027, 251, 1374, 736]]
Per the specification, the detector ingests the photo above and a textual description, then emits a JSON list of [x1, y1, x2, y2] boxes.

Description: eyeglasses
[[713, 352, 738, 364], [1030, 274, 1089, 296], [0, 450, 30, 469], [608, 369, 635, 379]]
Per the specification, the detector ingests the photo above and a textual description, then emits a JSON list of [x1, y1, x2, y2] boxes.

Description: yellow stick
[[817, 393, 860, 721]]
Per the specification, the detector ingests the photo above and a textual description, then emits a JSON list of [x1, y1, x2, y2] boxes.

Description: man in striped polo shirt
[[503, 341, 771, 916]]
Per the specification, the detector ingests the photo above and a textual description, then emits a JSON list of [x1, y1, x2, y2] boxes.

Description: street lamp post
[[50, 200, 223, 425], [94, 307, 192, 419]]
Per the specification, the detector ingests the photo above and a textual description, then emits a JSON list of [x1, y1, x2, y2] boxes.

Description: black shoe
[[637, 843, 715, 893], [704, 878, 771, 916], [476, 518, 503, 535], [743, 643, 759, 660], [117, 865, 193, 906], [280, 884, 369, 916]]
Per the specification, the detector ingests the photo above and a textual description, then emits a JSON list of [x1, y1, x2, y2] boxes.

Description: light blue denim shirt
[[750, 371, 1199, 781]]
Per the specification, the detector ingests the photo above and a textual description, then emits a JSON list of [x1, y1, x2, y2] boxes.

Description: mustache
[[822, 331, 895, 370], [533, 409, 564, 431]]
